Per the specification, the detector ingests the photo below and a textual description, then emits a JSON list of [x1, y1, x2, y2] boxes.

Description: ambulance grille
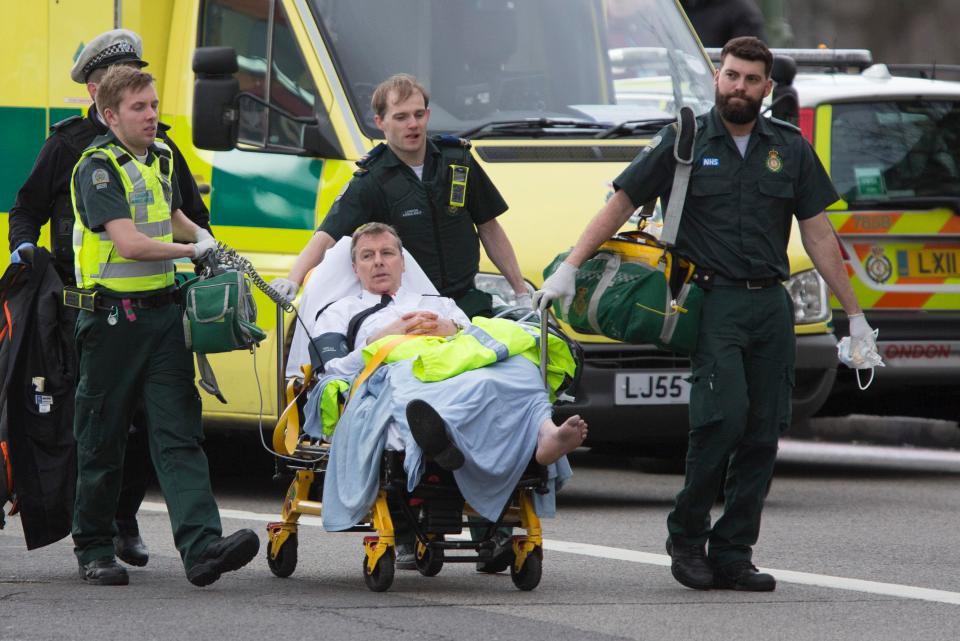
[[475, 146, 641, 163], [582, 344, 690, 370]]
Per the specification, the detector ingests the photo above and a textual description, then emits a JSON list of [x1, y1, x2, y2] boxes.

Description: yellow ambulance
[[1, 1, 837, 457], [778, 50, 960, 408]]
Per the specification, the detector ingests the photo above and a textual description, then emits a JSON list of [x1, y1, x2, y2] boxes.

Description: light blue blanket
[[321, 355, 572, 531]]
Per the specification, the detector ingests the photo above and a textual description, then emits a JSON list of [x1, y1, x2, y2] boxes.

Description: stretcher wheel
[[510, 546, 542, 591], [415, 541, 444, 577], [362, 546, 395, 592], [267, 533, 298, 578]]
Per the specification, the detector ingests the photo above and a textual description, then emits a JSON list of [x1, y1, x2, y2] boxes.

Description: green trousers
[[72, 300, 222, 568], [666, 284, 795, 567]]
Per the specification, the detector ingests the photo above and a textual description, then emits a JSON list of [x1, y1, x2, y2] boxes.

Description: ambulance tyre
[[267, 533, 297, 578], [363, 547, 395, 592], [510, 546, 542, 591]]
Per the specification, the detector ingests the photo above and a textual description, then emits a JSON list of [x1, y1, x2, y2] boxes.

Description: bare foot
[[535, 414, 588, 465]]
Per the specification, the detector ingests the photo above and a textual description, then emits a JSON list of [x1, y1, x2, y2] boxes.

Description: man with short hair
[[537, 37, 873, 592], [314, 222, 586, 467], [8, 29, 212, 566], [69, 65, 257, 586], [274, 73, 529, 318]]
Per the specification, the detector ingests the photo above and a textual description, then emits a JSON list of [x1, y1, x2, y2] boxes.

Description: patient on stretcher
[[302, 223, 586, 530], [312, 223, 587, 467]]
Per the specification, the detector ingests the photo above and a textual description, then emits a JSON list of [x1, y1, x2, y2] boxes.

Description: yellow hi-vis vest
[[70, 141, 176, 292], [361, 316, 577, 399]]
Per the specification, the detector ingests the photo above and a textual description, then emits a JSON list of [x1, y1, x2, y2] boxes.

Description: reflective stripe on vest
[[71, 141, 176, 292]]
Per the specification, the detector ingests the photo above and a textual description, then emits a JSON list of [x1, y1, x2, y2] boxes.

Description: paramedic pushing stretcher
[[536, 37, 875, 592], [276, 74, 530, 569], [68, 65, 257, 586], [8, 29, 213, 566]]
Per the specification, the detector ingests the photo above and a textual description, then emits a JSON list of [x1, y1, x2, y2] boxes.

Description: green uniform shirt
[[613, 107, 839, 280], [74, 133, 182, 232], [319, 138, 508, 297]]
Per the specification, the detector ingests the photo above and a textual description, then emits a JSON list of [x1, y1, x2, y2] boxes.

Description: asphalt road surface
[[3, 433, 960, 641]]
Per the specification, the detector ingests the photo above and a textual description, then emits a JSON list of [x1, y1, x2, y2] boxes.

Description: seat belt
[[659, 106, 697, 247]]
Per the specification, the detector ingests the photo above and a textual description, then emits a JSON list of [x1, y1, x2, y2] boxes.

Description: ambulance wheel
[[267, 533, 297, 578], [510, 546, 542, 591], [362, 546, 395, 592], [415, 542, 444, 577]]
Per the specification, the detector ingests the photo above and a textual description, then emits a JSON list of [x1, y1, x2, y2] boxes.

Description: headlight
[[474, 273, 534, 307], [785, 269, 830, 324]]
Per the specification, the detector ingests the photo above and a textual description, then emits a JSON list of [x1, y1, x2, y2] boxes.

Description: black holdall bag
[[543, 106, 705, 355]]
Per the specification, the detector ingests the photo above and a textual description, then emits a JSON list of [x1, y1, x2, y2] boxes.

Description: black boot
[[666, 539, 714, 590], [406, 400, 464, 471], [114, 519, 149, 567], [187, 529, 260, 587], [79, 557, 129, 586], [714, 560, 776, 591]]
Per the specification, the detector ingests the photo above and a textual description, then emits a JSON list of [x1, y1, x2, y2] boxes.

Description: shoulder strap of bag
[[659, 106, 697, 247]]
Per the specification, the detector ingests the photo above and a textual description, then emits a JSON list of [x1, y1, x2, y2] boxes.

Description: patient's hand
[[367, 311, 458, 344]]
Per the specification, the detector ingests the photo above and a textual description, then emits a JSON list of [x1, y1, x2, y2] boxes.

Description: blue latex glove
[[10, 242, 34, 265]]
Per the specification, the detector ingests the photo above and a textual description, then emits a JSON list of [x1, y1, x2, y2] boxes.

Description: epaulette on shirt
[[768, 117, 802, 134], [49, 114, 84, 133], [354, 143, 388, 175], [431, 134, 471, 149]]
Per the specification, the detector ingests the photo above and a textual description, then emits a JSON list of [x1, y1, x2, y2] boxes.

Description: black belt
[[711, 274, 781, 289], [94, 291, 178, 311]]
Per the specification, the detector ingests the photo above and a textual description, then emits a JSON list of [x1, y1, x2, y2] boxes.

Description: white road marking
[[140, 501, 960, 605]]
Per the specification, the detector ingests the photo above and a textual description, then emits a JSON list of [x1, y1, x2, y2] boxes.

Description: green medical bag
[[544, 231, 703, 355], [181, 269, 266, 354]]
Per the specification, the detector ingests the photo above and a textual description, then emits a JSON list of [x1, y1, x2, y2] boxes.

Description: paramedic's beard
[[716, 87, 762, 125]]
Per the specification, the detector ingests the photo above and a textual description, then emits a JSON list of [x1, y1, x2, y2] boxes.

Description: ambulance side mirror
[[192, 47, 240, 151]]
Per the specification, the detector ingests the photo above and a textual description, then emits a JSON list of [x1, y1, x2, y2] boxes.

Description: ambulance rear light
[[798, 108, 815, 145]]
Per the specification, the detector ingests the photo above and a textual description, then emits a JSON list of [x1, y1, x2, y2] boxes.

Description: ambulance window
[[268, 1, 322, 149], [200, 0, 325, 151], [831, 101, 960, 204], [200, 0, 270, 146]]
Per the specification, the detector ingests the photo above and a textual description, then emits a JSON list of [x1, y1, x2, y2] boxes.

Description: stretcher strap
[[349, 335, 419, 401]]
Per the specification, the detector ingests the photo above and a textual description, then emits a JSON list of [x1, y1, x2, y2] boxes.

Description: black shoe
[[665, 539, 714, 590], [714, 560, 776, 591], [114, 531, 149, 567], [406, 400, 464, 471], [187, 529, 260, 587], [79, 557, 129, 586], [395, 542, 416, 570], [476, 530, 515, 573]]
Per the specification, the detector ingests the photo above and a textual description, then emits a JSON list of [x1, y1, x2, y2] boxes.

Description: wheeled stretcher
[[263, 239, 578, 592]]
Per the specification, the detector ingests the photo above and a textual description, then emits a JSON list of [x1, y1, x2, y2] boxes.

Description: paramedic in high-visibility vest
[[69, 65, 258, 587]]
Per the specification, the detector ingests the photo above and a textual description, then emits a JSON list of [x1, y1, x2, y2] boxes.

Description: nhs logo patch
[[702, 157, 720, 167]]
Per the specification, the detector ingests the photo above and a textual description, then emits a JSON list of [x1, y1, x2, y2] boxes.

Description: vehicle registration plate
[[897, 248, 960, 278], [614, 371, 690, 405]]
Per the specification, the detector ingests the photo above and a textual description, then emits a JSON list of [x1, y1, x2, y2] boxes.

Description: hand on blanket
[[367, 312, 459, 344]]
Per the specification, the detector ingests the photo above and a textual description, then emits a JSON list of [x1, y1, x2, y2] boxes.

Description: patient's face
[[353, 232, 405, 295]]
